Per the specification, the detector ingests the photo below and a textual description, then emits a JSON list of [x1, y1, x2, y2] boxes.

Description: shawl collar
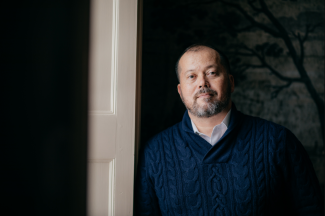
[[181, 103, 245, 163]]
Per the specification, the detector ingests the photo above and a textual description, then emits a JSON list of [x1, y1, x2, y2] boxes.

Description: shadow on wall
[[141, 0, 324, 194]]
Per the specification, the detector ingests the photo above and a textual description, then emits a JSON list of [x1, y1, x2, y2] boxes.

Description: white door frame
[[88, 0, 140, 215]]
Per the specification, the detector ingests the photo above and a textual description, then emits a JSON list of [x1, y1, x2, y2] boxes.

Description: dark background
[[2, 2, 89, 215], [140, 0, 324, 194]]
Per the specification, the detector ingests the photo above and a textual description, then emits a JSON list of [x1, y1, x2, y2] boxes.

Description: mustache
[[194, 87, 217, 98]]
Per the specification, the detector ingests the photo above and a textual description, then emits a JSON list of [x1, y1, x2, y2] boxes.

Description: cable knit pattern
[[268, 123, 285, 200], [135, 105, 324, 216], [176, 139, 203, 216], [254, 118, 267, 215], [137, 165, 157, 215], [162, 133, 182, 215], [207, 164, 229, 216], [232, 118, 252, 216], [147, 137, 168, 215]]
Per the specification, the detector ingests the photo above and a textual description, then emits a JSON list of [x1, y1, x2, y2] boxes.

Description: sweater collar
[[181, 102, 244, 163]]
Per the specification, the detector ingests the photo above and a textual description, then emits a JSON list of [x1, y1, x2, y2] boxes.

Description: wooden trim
[[114, 0, 138, 214], [108, 159, 115, 216]]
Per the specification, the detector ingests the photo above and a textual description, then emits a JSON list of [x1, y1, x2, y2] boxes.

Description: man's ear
[[177, 84, 181, 97], [229, 74, 235, 93]]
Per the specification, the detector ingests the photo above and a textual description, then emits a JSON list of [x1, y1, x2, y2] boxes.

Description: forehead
[[179, 47, 220, 72]]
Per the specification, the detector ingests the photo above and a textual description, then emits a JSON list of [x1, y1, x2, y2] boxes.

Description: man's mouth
[[194, 87, 217, 100], [197, 93, 212, 98]]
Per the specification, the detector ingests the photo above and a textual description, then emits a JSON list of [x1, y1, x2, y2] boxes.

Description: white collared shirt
[[191, 109, 231, 146]]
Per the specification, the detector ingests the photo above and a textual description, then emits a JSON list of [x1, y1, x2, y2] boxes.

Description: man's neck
[[189, 102, 232, 137]]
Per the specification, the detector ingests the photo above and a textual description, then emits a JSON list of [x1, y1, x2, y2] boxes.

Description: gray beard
[[181, 84, 231, 118], [191, 97, 229, 118]]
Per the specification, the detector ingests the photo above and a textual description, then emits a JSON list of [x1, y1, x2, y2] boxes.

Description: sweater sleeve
[[282, 129, 324, 215], [134, 147, 161, 216]]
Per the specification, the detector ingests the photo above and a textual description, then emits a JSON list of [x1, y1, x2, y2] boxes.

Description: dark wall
[[141, 0, 324, 193], [2, 2, 89, 215]]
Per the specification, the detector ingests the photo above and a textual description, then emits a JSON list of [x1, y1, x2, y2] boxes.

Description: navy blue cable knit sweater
[[135, 104, 323, 215]]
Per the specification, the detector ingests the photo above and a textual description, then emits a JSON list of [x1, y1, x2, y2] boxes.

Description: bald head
[[175, 44, 230, 82]]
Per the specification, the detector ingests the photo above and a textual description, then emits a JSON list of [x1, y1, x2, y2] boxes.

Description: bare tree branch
[[227, 0, 324, 141], [257, 0, 303, 67], [234, 25, 255, 32], [218, 0, 282, 37], [232, 45, 303, 83], [302, 25, 311, 43], [247, 0, 263, 13], [291, 31, 305, 63], [271, 81, 292, 99], [301, 23, 322, 42], [291, 22, 322, 64], [297, 33, 304, 64]]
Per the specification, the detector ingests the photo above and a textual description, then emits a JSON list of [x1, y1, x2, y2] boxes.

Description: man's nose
[[198, 75, 210, 88]]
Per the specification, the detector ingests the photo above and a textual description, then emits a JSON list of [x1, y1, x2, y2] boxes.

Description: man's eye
[[188, 75, 195, 79], [209, 72, 216, 75]]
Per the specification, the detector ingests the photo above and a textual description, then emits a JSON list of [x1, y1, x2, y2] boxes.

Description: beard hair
[[180, 79, 231, 118]]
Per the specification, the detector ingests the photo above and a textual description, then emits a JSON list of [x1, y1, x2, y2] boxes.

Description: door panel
[[89, 0, 114, 114], [88, 159, 115, 216]]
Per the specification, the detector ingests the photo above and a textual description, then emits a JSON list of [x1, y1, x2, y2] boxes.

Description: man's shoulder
[[242, 112, 286, 131], [142, 122, 183, 151], [242, 112, 297, 146]]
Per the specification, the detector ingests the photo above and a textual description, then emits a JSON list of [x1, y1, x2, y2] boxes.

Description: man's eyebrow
[[205, 64, 218, 69], [184, 64, 219, 74], [185, 69, 195, 73]]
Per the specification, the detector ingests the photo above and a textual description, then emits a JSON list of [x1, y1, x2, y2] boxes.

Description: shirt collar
[[191, 108, 232, 134]]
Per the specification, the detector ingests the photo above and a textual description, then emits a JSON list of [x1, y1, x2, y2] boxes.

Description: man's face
[[177, 47, 234, 118]]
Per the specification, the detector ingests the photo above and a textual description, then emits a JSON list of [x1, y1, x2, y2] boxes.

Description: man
[[135, 44, 323, 215]]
